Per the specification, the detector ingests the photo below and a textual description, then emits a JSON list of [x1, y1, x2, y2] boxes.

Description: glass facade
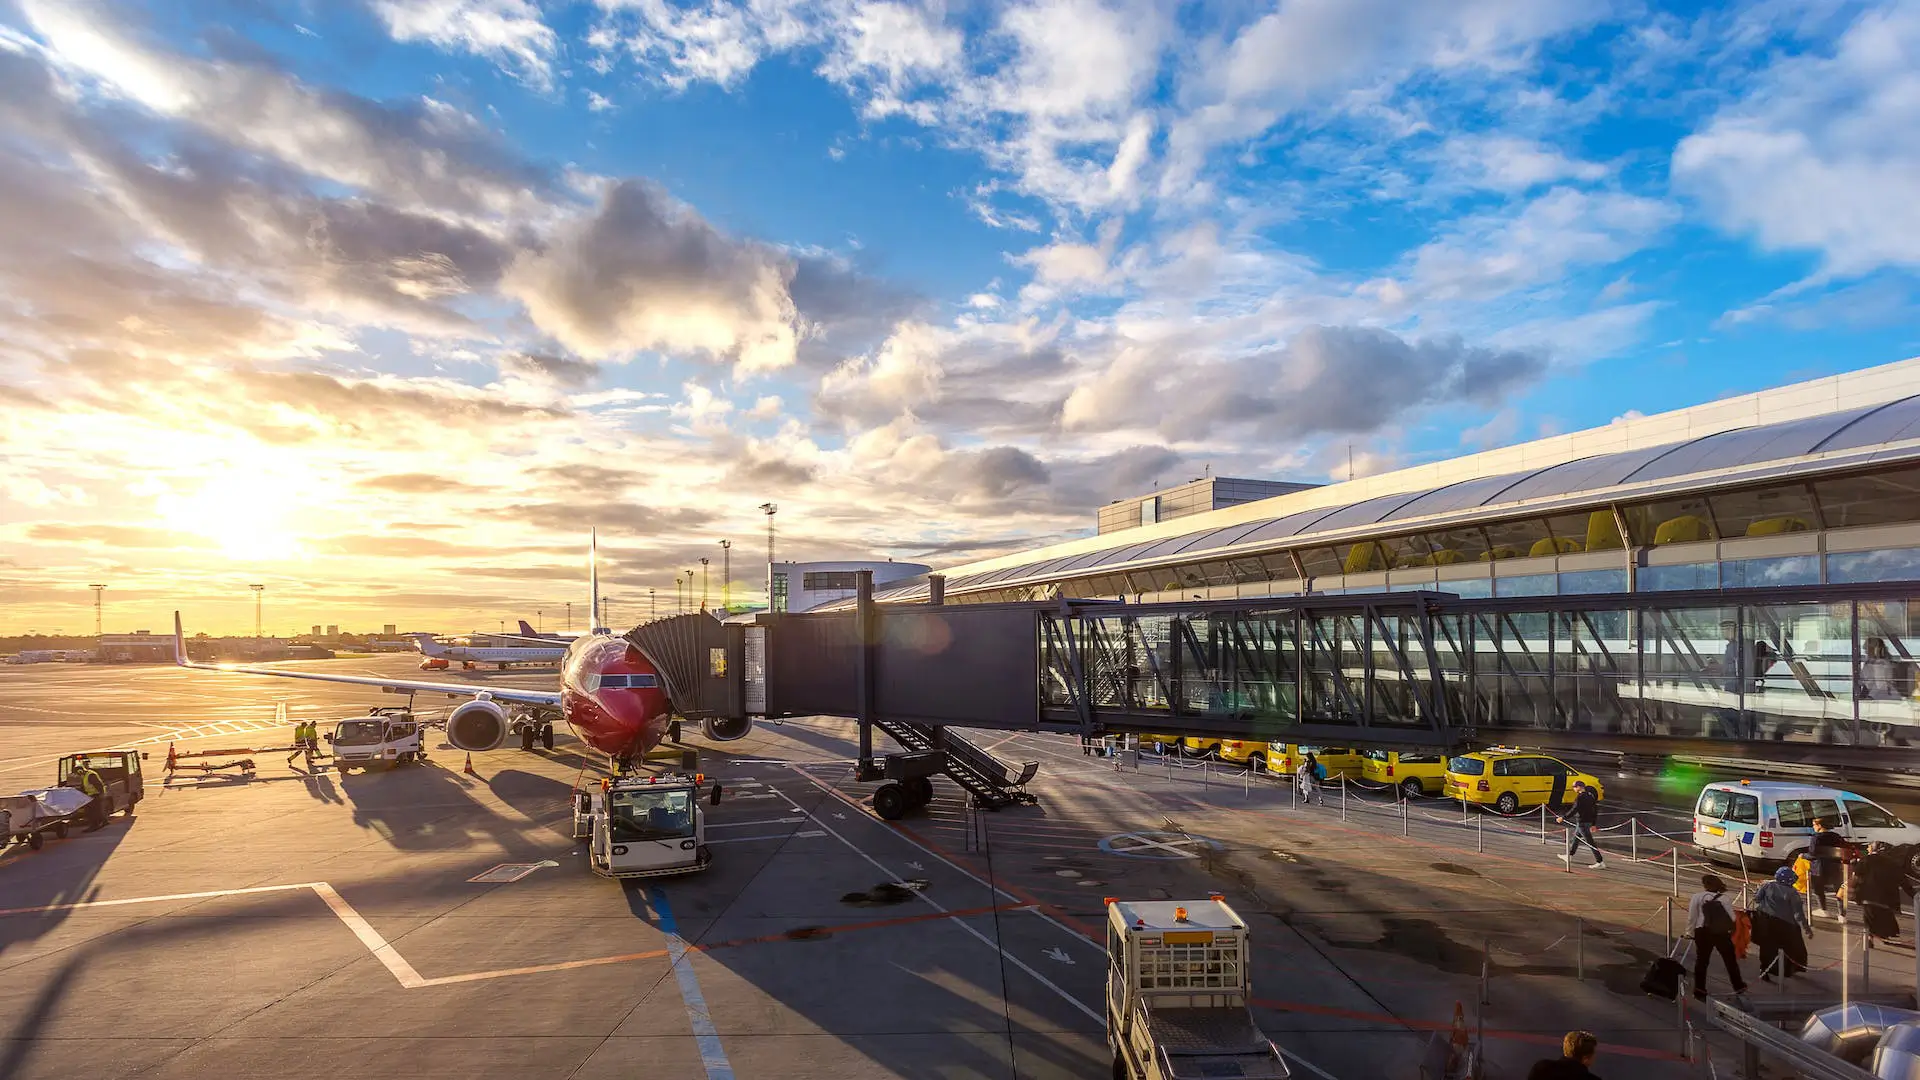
[[1039, 593, 1920, 749]]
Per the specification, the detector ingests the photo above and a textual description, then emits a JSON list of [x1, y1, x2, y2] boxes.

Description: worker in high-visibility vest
[[67, 762, 107, 831]]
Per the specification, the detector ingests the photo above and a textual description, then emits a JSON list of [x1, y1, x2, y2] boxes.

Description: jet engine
[[447, 697, 509, 751], [702, 716, 754, 742]]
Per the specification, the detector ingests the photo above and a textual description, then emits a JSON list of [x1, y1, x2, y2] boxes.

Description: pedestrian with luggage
[[1855, 842, 1912, 945], [1809, 818, 1851, 919], [1751, 865, 1813, 980], [1295, 753, 1319, 805], [1526, 1030, 1602, 1079], [1556, 781, 1605, 869], [1685, 873, 1748, 1001]]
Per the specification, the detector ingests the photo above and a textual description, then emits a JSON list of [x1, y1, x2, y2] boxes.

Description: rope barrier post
[[1540, 803, 1547, 844], [1842, 914, 1850, 1011], [1341, 774, 1348, 822], [1631, 816, 1638, 862], [1476, 810, 1483, 854], [1576, 917, 1583, 981], [1203, 759, 1210, 792], [1672, 845, 1680, 895], [1480, 937, 1490, 1006], [1461, 794, 1469, 823], [1402, 795, 1409, 838], [1664, 896, 1672, 954]]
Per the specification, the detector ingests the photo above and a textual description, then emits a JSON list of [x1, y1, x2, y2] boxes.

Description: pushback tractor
[[1105, 896, 1289, 1080], [573, 772, 723, 879]]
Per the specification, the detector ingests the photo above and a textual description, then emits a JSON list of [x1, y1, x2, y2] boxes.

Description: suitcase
[[1640, 941, 1692, 1000]]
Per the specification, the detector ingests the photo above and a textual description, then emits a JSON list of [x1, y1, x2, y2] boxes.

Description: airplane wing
[[172, 613, 562, 708]]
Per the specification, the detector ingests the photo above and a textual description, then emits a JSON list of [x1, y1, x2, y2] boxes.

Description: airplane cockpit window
[[607, 789, 694, 841]]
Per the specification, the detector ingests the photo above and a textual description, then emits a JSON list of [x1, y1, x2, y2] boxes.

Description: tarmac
[[1, 657, 1914, 1078]]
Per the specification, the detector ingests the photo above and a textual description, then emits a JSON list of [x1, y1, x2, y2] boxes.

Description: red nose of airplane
[[587, 684, 661, 760]]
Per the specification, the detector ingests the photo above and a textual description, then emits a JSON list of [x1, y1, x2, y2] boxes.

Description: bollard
[[1576, 917, 1584, 981], [1203, 759, 1210, 792], [1672, 845, 1680, 895], [1291, 773, 1298, 809], [1243, 766, 1250, 799], [1401, 796, 1409, 838], [1540, 803, 1548, 844], [1462, 795, 1470, 822], [1341, 774, 1348, 822], [1476, 811, 1483, 854], [1480, 937, 1490, 1005], [1631, 816, 1639, 863], [1664, 896, 1672, 954], [1843, 916, 1850, 1010]]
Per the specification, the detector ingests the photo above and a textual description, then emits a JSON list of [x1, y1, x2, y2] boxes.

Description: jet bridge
[[630, 575, 1920, 804]]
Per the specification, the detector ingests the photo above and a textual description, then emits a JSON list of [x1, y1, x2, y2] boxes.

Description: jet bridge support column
[[854, 569, 880, 781]]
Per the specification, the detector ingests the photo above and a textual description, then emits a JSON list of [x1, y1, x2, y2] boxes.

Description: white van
[[1692, 780, 1919, 877]]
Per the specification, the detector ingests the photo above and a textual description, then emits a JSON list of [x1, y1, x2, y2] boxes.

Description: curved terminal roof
[[859, 394, 1920, 604]]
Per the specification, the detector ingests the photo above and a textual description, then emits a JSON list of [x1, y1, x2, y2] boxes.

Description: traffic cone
[[463, 753, 476, 776], [1447, 1000, 1472, 1079]]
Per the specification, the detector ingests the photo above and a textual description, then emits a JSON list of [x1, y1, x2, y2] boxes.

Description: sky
[[2, 0, 1918, 636]]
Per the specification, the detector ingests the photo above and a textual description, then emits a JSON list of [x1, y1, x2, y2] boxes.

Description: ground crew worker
[[67, 761, 107, 831]]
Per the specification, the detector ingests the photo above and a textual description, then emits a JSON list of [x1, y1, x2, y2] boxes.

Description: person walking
[[1809, 818, 1851, 919], [1751, 865, 1813, 980], [1556, 780, 1605, 868], [1295, 752, 1319, 805], [1686, 873, 1748, 1001], [1855, 842, 1912, 945], [1526, 1030, 1602, 1079]]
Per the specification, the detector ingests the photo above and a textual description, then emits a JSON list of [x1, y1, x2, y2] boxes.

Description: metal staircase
[[868, 715, 1039, 811]]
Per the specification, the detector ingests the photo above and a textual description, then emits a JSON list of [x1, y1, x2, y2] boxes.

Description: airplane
[[409, 632, 565, 671], [170, 529, 753, 765]]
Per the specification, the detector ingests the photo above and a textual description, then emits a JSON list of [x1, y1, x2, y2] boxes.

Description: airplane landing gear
[[669, 720, 683, 744]]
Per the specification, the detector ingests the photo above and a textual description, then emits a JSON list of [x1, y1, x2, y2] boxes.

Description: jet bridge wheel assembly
[[871, 778, 935, 821]]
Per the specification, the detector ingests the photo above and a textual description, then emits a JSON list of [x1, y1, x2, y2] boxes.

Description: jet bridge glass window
[[608, 788, 695, 841]]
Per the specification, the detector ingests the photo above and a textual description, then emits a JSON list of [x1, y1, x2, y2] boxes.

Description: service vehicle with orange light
[[1692, 779, 1919, 877], [573, 771, 724, 879], [1104, 895, 1289, 1080]]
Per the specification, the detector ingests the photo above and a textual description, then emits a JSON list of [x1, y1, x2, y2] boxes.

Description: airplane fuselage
[[556, 633, 670, 763]]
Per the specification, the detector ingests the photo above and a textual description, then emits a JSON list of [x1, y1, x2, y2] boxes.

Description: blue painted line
[[650, 886, 735, 1080]]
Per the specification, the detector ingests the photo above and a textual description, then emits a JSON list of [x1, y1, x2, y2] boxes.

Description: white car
[[1692, 779, 1919, 878]]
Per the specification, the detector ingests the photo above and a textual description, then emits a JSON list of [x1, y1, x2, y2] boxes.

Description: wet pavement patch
[[1428, 862, 1479, 877], [841, 879, 930, 906]]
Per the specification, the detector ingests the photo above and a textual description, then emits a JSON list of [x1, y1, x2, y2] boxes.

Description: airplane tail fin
[[517, 620, 538, 637], [172, 611, 188, 666], [588, 527, 605, 633], [413, 635, 447, 657]]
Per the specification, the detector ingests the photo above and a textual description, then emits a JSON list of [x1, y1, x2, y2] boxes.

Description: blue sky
[[1, 0, 1918, 632]]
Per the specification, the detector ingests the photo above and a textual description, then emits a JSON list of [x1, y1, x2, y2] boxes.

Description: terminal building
[[770, 560, 930, 613], [781, 358, 1920, 765]]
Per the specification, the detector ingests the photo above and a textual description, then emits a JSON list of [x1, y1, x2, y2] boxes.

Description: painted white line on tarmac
[[707, 830, 825, 845], [311, 882, 427, 988], [770, 782, 1103, 1025], [704, 816, 805, 830]]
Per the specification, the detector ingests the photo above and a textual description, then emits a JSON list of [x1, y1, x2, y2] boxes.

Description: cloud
[[1433, 134, 1611, 194], [1672, 0, 1920, 276], [372, 0, 559, 89], [23, 1, 555, 218], [1062, 325, 1546, 441], [505, 180, 802, 372], [315, 534, 497, 557], [502, 351, 600, 389], [357, 473, 479, 494], [27, 523, 209, 549]]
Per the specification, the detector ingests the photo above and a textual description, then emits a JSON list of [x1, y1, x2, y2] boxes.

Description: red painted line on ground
[[1249, 997, 1687, 1062]]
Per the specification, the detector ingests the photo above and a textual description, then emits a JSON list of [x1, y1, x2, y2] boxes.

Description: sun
[[155, 474, 306, 561]]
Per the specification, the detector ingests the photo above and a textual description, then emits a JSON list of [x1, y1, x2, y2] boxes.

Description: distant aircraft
[[172, 530, 753, 766], [410, 632, 564, 671], [515, 620, 570, 641]]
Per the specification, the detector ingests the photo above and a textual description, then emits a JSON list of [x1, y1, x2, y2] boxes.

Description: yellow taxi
[[1135, 734, 1184, 751], [1234, 743, 1362, 778], [1360, 749, 1449, 798], [1179, 737, 1223, 756], [1444, 750, 1604, 814]]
